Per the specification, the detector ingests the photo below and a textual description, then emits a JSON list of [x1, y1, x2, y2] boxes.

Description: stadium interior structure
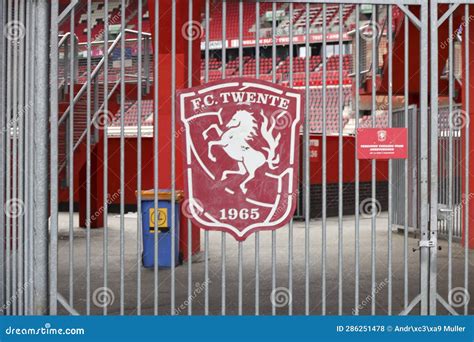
[[0, 0, 473, 316]]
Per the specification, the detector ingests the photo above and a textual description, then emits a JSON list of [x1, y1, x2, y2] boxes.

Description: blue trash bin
[[138, 189, 183, 268]]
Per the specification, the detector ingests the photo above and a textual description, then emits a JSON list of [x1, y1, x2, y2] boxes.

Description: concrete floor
[[57, 212, 474, 315]]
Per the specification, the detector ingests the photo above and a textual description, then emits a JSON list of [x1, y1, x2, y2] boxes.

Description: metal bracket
[[419, 239, 437, 248], [397, 5, 421, 29], [413, 239, 437, 252]]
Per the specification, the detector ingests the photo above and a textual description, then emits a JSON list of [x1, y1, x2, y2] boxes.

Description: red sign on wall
[[357, 128, 408, 160], [177, 78, 304, 241]]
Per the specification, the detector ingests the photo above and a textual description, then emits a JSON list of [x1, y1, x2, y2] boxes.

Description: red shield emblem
[[177, 78, 304, 241], [377, 130, 387, 142]]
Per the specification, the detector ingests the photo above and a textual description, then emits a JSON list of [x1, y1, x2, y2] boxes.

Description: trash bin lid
[[137, 189, 184, 202]]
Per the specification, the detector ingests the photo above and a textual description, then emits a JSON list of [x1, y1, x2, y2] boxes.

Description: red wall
[[306, 135, 389, 185]]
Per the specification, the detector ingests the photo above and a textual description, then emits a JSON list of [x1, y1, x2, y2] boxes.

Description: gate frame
[[40, 0, 431, 316], [429, 0, 471, 316]]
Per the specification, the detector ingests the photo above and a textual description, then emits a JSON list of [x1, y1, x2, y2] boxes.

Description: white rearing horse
[[203, 110, 280, 194]]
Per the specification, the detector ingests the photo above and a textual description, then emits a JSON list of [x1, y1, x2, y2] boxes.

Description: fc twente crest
[[177, 78, 304, 241]]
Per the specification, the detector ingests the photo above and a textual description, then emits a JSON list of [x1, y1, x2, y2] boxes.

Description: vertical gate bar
[[238, 0, 243, 316], [27, 2, 35, 313], [204, 0, 210, 316], [221, 0, 227, 317], [447, 10, 454, 297], [68, 5, 75, 309], [321, 2, 327, 316], [86, 0, 92, 316], [271, 1, 277, 317], [153, 0, 159, 315], [17, 0, 25, 316], [254, 0, 260, 317], [387, 4, 393, 316], [370, 3, 377, 316], [425, 0, 434, 315], [238, 242, 243, 316], [103, 0, 109, 317], [12, 0, 18, 315], [288, 1, 294, 317], [187, 0, 193, 316], [136, 0, 143, 316], [354, 4, 360, 316], [49, 0, 59, 316], [23, 0, 31, 314], [304, 1, 310, 316], [464, 4, 469, 316], [403, 9, 409, 311], [119, 0, 126, 316], [0, 0, 5, 315], [33, 0, 50, 314], [171, 0, 177, 315], [5, 0, 12, 316], [337, 4, 343, 316]]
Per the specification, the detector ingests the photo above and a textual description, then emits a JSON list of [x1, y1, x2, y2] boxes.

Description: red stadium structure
[[54, 1, 474, 251]]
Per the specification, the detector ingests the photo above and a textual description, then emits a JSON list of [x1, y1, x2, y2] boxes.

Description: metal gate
[[0, 0, 471, 316]]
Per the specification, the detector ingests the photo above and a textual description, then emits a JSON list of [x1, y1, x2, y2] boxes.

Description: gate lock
[[413, 239, 441, 252]]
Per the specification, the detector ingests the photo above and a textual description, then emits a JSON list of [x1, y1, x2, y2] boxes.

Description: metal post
[[428, 0, 438, 315], [33, 0, 50, 315], [49, 0, 59, 315], [0, 0, 6, 315]]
